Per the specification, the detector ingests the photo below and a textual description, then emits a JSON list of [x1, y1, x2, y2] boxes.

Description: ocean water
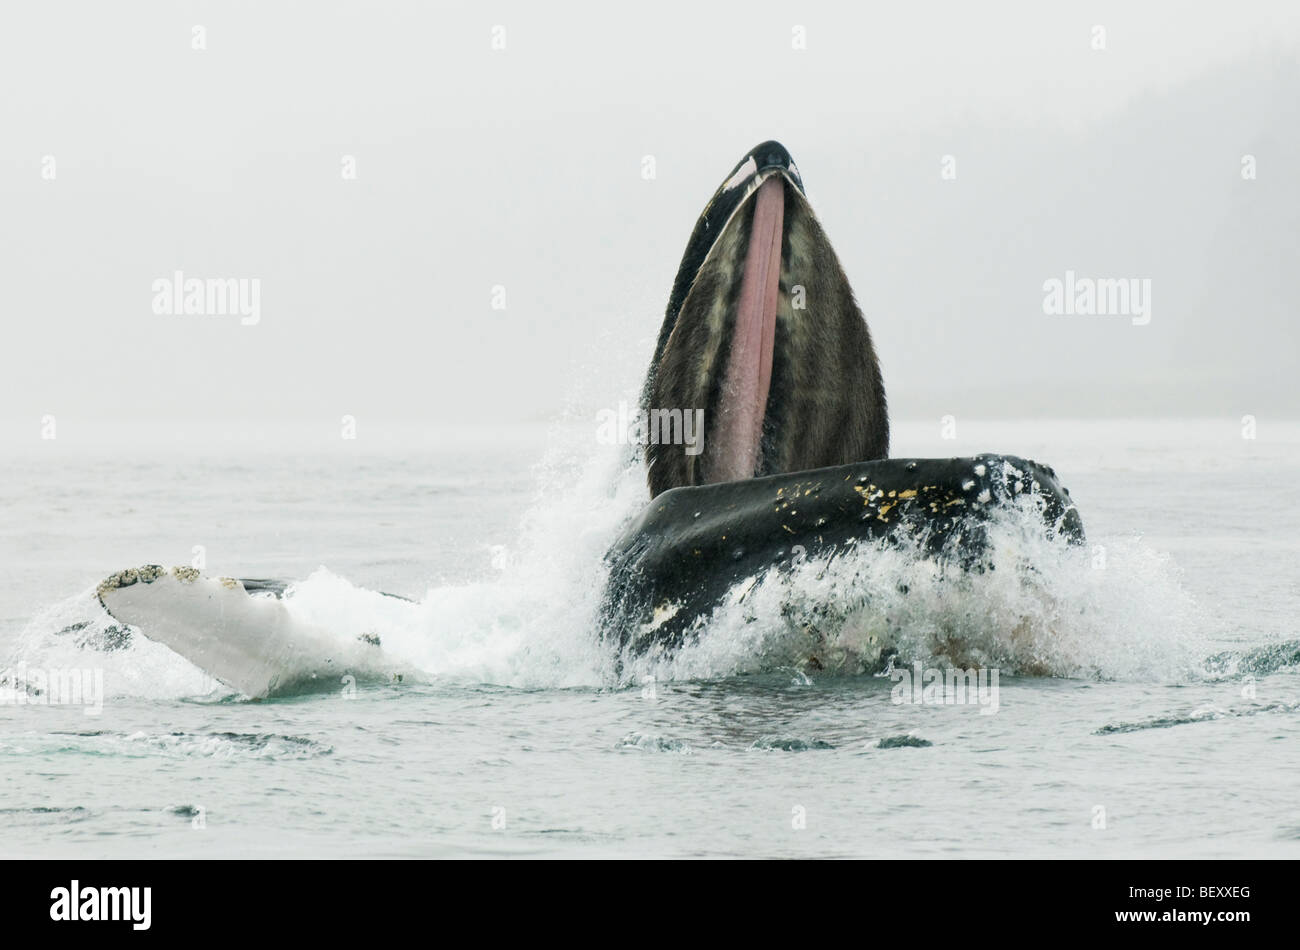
[[2, 417, 1298, 858]]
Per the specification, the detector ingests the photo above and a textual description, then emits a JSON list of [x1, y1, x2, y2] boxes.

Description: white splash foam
[[621, 496, 1208, 685], [4, 594, 227, 701]]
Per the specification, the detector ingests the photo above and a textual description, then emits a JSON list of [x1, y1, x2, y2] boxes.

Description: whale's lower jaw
[[601, 455, 1084, 657]]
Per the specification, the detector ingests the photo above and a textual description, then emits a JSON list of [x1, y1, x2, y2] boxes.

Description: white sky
[[2, 0, 1298, 449]]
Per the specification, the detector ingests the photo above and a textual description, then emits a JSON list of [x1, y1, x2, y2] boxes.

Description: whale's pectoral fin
[[96, 566, 413, 699]]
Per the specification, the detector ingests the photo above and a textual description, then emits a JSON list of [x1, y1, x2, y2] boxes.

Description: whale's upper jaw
[[643, 141, 889, 500], [719, 140, 806, 198], [659, 142, 806, 340]]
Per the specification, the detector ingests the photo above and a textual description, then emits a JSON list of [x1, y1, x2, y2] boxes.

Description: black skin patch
[[603, 455, 1085, 655]]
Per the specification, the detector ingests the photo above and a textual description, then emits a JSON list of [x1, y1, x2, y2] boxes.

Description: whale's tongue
[[706, 175, 784, 484]]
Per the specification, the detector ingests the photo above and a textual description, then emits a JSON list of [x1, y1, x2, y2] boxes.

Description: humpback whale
[[602, 141, 1083, 655], [85, 140, 1083, 696]]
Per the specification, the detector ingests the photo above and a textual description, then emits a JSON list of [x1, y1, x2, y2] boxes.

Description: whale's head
[[643, 140, 888, 498]]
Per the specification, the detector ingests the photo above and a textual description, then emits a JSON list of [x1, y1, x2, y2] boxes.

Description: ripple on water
[[749, 735, 835, 751], [0, 806, 92, 826], [876, 734, 933, 749], [39, 730, 333, 760], [1095, 701, 1300, 735], [618, 733, 692, 754]]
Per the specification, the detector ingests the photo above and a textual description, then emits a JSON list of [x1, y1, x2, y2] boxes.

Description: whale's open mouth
[[643, 141, 888, 498]]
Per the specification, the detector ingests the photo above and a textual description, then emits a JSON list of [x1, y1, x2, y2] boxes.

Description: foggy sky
[[2, 1, 1297, 449]]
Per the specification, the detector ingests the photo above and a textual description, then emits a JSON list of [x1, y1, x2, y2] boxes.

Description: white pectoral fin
[[98, 567, 407, 699]]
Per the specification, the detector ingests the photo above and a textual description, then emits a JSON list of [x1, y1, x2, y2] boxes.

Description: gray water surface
[[3, 420, 1298, 858]]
